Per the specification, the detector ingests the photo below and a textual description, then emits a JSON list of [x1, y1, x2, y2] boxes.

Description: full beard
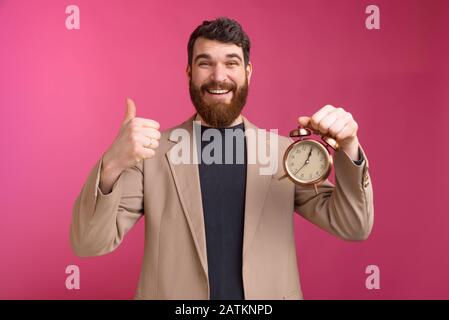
[[189, 77, 249, 128]]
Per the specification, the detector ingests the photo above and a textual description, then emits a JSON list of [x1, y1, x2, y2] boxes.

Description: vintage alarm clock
[[282, 126, 339, 193]]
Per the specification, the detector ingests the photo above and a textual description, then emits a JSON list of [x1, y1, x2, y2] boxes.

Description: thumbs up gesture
[[99, 98, 160, 194]]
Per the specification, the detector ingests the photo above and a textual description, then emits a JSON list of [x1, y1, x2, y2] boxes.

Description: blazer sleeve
[[70, 155, 144, 257], [294, 145, 374, 241]]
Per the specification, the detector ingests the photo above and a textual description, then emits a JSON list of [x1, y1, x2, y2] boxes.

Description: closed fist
[[298, 104, 360, 160]]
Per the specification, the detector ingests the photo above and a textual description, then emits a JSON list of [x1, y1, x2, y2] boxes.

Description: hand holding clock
[[298, 104, 360, 161]]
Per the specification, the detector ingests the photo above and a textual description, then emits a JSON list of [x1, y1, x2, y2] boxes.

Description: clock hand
[[296, 162, 307, 174], [306, 146, 313, 161], [295, 146, 313, 175]]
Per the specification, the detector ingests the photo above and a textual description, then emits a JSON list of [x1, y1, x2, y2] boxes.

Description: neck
[[195, 113, 243, 127]]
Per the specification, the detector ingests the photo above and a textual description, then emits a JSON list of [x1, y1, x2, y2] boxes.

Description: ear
[[246, 62, 253, 85], [186, 65, 191, 85]]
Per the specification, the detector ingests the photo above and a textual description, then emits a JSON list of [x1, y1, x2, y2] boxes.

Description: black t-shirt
[[198, 122, 247, 300]]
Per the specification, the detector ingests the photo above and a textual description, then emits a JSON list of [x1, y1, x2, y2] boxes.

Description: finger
[[135, 133, 160, 149], [335, 122, 357, 141], [317, 110, 339, 135], [298, 116, 311, 127], [310, 104, 336, 130], [140, 147, 156, 159], [146, 138, 159, 149], [123, 98, 136, 124], [133, 134, 152, 147], [140, 127, 161, 140], [318, 108, 346, 135], [133, 117, 160, 130], [329, 113, 351, 137]]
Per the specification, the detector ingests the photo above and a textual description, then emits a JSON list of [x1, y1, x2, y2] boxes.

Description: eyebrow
[[225, 53, 243, 62], [194, 53, 243, 63]]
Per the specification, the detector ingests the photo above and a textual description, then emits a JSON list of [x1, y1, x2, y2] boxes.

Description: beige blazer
[[70, 115, 374, 300]]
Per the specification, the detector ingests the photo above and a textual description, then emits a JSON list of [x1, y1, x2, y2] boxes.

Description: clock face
[[285, 140, 331, 184]]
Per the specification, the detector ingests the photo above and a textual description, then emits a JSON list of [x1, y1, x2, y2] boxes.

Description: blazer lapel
[[165, 115, 209, 280], [164, 115, 273, 278], [242, 117, 272, 259]]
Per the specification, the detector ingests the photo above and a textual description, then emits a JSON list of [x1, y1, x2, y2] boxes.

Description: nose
[[210, 63, 228, 83]]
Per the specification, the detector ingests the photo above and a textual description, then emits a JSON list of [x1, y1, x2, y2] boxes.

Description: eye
[[226, 61, 239, 66], [198, 61, 210, 66]]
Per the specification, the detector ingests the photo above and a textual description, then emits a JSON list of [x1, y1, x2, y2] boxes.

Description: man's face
[[187, 37, 252, 127]]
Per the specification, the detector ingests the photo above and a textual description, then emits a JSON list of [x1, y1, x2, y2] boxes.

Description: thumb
[[298, 116, 311, 127], [123, 97, 136, 124]]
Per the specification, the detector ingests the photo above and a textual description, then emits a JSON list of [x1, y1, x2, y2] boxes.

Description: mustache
[[201, 81, 236, 92]]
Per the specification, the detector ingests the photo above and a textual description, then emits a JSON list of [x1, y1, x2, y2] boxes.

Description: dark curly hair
[[187, 17, 251, 67]]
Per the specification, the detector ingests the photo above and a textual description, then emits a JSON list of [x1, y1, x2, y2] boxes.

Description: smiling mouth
[[205, 88, 232, 95]]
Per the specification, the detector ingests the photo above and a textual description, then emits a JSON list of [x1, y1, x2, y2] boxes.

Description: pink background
[[1, 0, 448, 299]]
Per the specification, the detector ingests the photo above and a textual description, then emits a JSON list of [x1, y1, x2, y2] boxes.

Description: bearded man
[[70, 17, 374, 300]]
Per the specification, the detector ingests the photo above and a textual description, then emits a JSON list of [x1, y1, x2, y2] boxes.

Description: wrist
[[340, 137, 360, 161], [101, 151, 123, 176]]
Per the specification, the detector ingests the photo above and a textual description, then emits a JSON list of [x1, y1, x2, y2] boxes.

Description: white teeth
[[207, 89, 230, 94]]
